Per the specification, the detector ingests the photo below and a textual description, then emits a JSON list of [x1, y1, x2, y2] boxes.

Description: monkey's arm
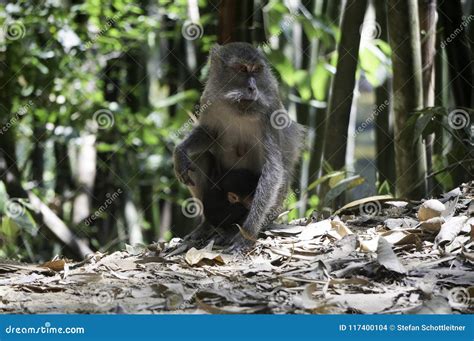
[[173, 125, 214, 186], [241, 136, 285, 238]]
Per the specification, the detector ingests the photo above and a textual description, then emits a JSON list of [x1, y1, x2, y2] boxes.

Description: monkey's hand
[[174, 148, 196, 186]]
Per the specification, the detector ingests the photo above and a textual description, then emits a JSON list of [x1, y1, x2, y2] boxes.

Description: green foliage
[[377, 180, 392, 196], [306, 170, 365, 208], [405, 106, 473, 191], [358, 40, 391, 87], [311, 61, 333, 101], [0, 0, 203, 259], [0, 217, 20, 258], [324, 175, 364, 204]]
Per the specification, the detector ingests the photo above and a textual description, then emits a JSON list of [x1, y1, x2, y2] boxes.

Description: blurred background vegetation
[[0, 0, 472, 261]]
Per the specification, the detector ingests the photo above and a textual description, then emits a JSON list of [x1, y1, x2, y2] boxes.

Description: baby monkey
[[203, 169, 260, 230]]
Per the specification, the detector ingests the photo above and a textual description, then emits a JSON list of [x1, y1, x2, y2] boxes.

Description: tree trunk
[[217, 0, 255, 44], [159, 200, 172, 241], [438, 0, 472, 108], [218, 0, 238, 43], [251, 0, 266, 44], [94, 57, 122, 245], [418, 0, 437, 195], [387, 0, 427, 199], [54, 143, 73, 194], [438, 0, 473, 184], [434, 23, 449, 156], [373, 0, 395, 192], [124, 194, 143, 245], [71, 134, 96, 225], [184, 0, 200, 90], [288, 0, 311, 213], [31, 123, 46, 188], [308, 0, 338, 192], [322, 0, 367, 171], [0, 51, 27, 199]]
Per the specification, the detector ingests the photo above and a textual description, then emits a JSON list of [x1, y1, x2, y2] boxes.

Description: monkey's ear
[[209, 44, 222, 64], [210, 43, 221, 56], [227, 192, 240, 204]]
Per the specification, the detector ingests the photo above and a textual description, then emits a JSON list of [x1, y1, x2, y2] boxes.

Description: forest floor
[[1, 183, 473, 314]]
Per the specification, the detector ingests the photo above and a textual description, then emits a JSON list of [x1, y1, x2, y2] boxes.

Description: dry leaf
[[196, 297, 265, 314], [376, 237, 407, 274], [329, 293, 397, 313], [334, 195, 393, 215], [299, 219, 332, 240], [381, 230, 421, 246], [330, 234, 357, 258], [359, 236, 379, 252], [329, 278, 371, 286], [185, 247, 225, 266], [330, 219, 353, 238], [407, 296, 452, 314], [41, 259, 66, 272], [435, 216, 468, 246], [420, 217, 445, 234], [384, 218, 418, 229], [292, 283, 320, 310]]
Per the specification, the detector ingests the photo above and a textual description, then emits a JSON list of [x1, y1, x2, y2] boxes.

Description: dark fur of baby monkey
[[173, 42, 305, 251], [203, 169, 260, 230]]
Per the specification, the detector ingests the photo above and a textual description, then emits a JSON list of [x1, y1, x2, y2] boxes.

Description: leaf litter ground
[[1, 182, 473, 314]]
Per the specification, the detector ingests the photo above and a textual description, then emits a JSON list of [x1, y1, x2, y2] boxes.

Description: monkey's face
[[227, 191, 253, 210], [208, 43, 277, 115]]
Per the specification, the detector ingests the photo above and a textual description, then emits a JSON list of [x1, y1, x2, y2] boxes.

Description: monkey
[[202, 168, 260, 231], [173, 42, 305, 252]]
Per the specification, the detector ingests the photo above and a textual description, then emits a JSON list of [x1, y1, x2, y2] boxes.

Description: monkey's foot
[[224, 234, 255, 254], [163, 223, 210, 257], [183, 220, 215, 243], [212, 225, 240, 247]]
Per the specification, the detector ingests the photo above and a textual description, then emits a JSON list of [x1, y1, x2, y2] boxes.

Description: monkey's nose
[[245, 87, 258, 101], [246, 77, 258, 99]]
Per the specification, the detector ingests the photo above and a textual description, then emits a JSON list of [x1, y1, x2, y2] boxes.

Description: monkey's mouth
[[224, 90, 259, 103], [239, 97, 258, 103]]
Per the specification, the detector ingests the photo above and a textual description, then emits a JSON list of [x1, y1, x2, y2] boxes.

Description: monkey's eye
[[252, 64, 263, 73], [231, 64, 248, 73]]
